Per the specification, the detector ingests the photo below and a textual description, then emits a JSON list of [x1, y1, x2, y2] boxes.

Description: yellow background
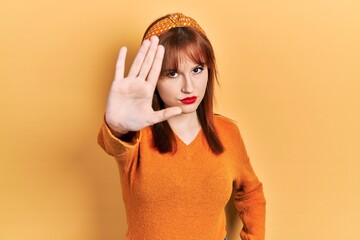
[[1, 0, 359, 239]]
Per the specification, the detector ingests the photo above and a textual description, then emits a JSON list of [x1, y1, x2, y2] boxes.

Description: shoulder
[[213, 114, 246, 148], [213, 114, 240, 134]]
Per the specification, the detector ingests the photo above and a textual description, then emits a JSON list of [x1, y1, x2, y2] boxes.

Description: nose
[[181, 74, 194, 93]]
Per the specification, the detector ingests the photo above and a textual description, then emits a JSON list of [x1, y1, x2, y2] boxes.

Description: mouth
[[180, 96, 197, 104]]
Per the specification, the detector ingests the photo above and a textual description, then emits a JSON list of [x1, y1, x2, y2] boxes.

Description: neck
[[167, 111, 200, 135]]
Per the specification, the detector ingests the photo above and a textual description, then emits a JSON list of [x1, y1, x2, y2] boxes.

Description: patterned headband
[[143, 13, 207, 40]]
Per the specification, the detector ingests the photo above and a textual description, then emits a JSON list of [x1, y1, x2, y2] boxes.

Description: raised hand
[[105, 36, 182, 135]]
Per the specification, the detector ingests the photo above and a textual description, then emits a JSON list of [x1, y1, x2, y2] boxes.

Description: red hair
[[144, 17, 224, 154]]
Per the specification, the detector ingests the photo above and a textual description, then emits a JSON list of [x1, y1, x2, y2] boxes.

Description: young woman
[[98, 13, 266, 240]]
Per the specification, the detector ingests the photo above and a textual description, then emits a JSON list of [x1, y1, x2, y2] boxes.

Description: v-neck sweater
[[98, 115, 266, 240]]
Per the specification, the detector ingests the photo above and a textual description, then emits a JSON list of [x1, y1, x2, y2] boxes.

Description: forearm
[[234, 183, 266, 240]]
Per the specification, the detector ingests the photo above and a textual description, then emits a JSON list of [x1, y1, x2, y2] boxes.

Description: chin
[[179, 105, 199, 114]]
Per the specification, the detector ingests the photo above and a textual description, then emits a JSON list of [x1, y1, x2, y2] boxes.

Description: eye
[[193, 66, 204, 74], [167, 71, 179, 78]]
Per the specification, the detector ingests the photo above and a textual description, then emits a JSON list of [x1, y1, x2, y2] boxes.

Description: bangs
[[159, 27, 213, 74]]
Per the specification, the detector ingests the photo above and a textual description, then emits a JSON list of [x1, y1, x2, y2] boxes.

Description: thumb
[[150, 107, 182, 125]]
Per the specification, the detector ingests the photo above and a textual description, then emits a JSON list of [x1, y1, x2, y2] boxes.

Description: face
[[156, 57, 208, 115]]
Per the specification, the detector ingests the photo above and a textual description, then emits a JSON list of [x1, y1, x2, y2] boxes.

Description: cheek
[[199, 72, 209, 91], [156, 82, 174, 101], [197, 78, 208, 95]]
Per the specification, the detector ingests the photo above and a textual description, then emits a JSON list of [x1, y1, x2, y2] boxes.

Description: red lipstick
[[180, 96, 197, 104]]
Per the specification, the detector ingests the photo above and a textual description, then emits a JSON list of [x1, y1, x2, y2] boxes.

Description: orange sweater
[[97, 115, 266, 240]]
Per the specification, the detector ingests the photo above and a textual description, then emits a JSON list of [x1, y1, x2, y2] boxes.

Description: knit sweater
[[97, 115, 266, 240]]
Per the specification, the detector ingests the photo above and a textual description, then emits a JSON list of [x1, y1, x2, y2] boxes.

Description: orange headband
[[143, 13, 207, 40]]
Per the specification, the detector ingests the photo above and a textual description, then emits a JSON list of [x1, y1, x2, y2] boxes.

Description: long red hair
[[143, 17, 224, 154]]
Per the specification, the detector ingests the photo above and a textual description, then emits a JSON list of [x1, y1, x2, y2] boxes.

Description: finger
[[148, 107, 182, 125], [114, 47, 127, 82], [128, 39, 151, 77], [138, 36, 160, 79], [147, 44, 165, 86]]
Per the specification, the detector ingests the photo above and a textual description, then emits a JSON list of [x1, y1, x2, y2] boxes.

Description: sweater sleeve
[[232, 126, 266, 240], [97, 121, 140, 160]]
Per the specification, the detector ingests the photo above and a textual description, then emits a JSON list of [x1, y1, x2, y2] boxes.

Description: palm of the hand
[[106, 77, 157, 132], [105, 36, 181, 135]]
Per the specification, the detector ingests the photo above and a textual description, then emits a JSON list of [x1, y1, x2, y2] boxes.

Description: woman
[[98, 13, 266, 240]]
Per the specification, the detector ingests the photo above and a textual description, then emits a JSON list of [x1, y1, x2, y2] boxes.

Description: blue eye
[[193, 67, 204, 74]]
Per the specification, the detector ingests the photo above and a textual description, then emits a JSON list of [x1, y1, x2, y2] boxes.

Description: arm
[[97, 121, 142, 179], [234, 157, 266, 240], [229, 124, 266, 239], [97, 119, 140, 158]]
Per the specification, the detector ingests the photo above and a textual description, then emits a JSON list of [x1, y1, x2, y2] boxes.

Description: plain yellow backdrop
[[1, 0, 359, 239]]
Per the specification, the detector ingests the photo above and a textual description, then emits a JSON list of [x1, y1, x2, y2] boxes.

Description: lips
[[180, 96, 197, 104]]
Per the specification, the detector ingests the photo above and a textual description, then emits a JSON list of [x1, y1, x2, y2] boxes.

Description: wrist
[[104, 117, 129, 137], [104, 121, 137, 142], [107, 124, 129, 137]]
